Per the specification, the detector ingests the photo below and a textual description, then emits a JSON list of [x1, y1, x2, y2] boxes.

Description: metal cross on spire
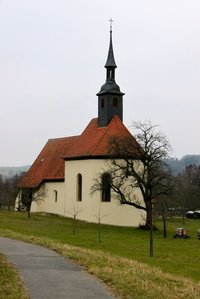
[[109, 18, 114, 32]]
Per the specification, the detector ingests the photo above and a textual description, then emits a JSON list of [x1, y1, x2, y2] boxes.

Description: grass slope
[[0, 253, 29, 299], [0, 211, 200, 298]]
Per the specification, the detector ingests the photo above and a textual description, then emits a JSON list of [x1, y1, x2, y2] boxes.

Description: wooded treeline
[[0, 174, 24, 210], [157, 164, 200, 218], [167, 155, 200, 175]]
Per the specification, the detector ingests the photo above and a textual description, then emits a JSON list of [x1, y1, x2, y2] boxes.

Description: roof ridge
[[48, 135, 79, 142]]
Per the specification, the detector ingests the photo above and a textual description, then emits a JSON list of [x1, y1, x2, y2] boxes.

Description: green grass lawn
[[0, 211, 200, 298]]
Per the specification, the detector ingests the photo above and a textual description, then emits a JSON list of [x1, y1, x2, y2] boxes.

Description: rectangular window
[[77, 174, 82, 201], [54, 190, 58, 203]]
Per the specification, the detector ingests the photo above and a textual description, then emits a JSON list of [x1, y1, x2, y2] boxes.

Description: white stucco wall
[[31, 182, 65, 215], [28, 159, 145, 227], [64, 159, 145, 227]]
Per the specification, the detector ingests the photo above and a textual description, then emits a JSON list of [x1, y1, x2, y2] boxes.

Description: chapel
[[16, 24, 144, 226]]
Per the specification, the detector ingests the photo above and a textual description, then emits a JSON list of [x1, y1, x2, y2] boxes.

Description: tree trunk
[[181, 208, 185, 224], [163, 217, 167, 238], [145, 201, 153, 229], [98, 220, 101, 243], [26, 201, 31, 219], [28, 210, 30, 218], [162, 202, 167, 238], [145, 201, 154, 257]]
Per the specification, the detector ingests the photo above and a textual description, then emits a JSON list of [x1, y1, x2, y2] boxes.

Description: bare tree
[[20, 186, 45, 218], [92, 121, 172, 256], [65, 203, 83, 235], [159, 196, 168, 238], [94, 206, 109, 243]]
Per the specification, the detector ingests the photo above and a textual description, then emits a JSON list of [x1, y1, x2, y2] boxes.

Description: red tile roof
[[18, 116, 138, 188], [17, 136, 78, 188], [65, 116, 138, 159]]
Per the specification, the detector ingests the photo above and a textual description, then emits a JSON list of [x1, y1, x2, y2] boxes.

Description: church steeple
[[105, 20, 117, 74], [97, 19, 124, 127]]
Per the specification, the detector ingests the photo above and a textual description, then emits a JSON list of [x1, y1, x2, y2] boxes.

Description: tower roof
[[97, 20, 124, 96], [105, 29, 117, 68]]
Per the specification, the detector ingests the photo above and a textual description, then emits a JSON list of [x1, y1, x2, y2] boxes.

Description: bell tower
[[97, 19, 124, 127]]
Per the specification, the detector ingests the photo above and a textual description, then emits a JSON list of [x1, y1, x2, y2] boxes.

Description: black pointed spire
[[97, 20, 125, 127], [97, 19, 124, 96], [105, 22, 117, 69]]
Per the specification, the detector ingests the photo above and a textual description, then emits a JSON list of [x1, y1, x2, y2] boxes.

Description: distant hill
[[167, 155, 200, 175], [0, 165, 30, 179]]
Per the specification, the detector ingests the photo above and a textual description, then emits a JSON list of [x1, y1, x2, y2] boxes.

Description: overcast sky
[[0, 0, 200, 166]]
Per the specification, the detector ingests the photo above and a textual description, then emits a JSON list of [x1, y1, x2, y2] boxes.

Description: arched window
[[101, 173, 111, 202], [77, 174, 82, 202], [112, 97, 118, 107]]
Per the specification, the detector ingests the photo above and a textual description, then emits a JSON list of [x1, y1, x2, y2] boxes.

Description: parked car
[[186, 211, 195, 218], [194, 210, 200, 219], [186, 210, 200, 219]]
